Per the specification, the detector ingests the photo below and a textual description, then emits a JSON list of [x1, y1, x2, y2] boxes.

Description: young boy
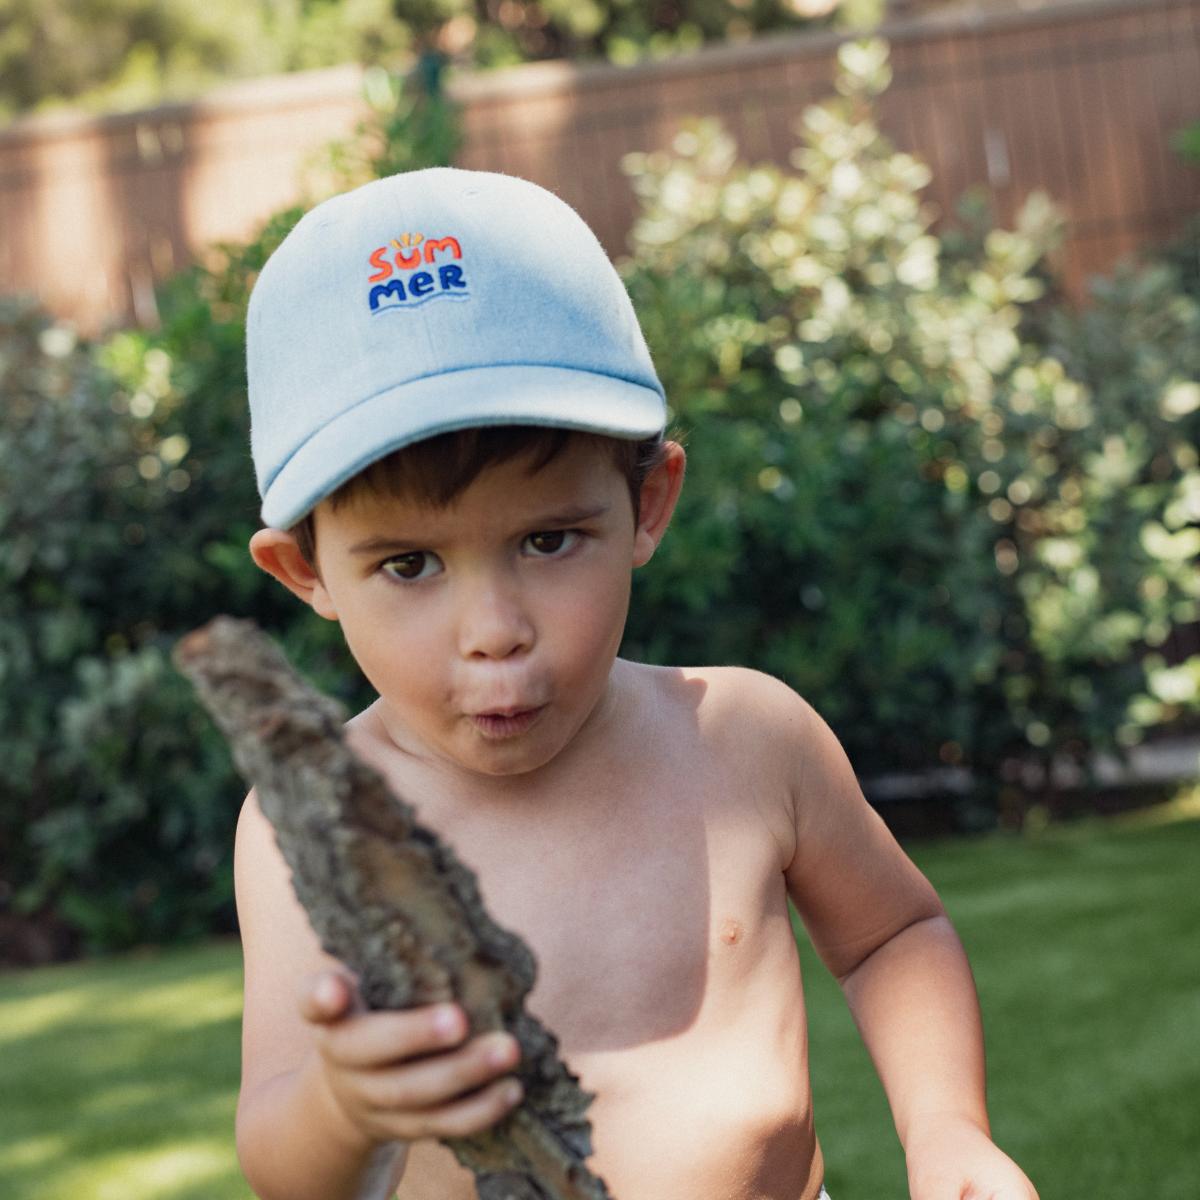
[[234, 167, 1038, 1200]]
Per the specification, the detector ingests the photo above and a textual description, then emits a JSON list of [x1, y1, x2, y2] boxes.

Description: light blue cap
[[246, 166, 667, 529]]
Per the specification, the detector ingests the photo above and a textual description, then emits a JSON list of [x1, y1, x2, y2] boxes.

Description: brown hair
[[290, 426, 668, 570]]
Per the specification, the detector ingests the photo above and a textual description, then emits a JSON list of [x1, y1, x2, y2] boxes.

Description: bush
[[618, 39, 1200, 816], [1019, 256, 1200, 738], [0, 298, 244, 953], [0, 71, 456, 959]]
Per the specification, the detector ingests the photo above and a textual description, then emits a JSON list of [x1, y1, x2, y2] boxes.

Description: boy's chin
[[378, 700, 595, 780], [452, 719, 592, 780], [452, 741, 563, 779]]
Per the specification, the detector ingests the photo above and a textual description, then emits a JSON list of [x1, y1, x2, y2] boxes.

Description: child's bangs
[[328, 427, 652, 511], [289, 427, 663, 570], [336, 426, 576, 511]]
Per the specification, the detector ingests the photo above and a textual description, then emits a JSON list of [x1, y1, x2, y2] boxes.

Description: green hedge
[[0, 75, 456, 958], [0, 267, 347, 955], [1, 41, 1196, 957], [618, 40, 1200, 807]]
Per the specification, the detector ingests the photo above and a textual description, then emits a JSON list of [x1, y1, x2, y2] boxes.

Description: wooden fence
[[1, 0, 1197, 332]]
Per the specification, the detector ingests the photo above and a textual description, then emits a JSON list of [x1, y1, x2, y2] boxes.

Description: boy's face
[[291, 436, 677, 780]]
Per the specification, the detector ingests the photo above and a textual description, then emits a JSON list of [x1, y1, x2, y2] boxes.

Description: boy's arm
[[234, 788, 407, 1200], [774, 685, 1038, 1200]]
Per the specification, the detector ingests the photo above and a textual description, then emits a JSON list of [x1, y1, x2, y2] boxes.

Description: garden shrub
[[1019, 255, 1200, 739], [0, 71, 453, 958], [618, 39, 1200, 815], [0, 298, 250, 953]]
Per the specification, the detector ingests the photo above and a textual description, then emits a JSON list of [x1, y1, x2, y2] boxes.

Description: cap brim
[[259, 364, 666, 529]]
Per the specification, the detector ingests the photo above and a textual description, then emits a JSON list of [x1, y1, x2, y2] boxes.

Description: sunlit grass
[[0, 939, 248, 1200], [4, 800, 1199, 1199], [803, 800, 1200, 1200], [46, 1141, 238, 1200]]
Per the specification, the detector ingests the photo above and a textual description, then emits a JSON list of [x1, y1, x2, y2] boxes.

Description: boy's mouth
[[470, 705, 546, 740]]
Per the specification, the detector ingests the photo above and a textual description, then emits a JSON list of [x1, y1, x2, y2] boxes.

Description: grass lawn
[[807, 798, 1200, 1200], [3, 800, 1199, 1200]]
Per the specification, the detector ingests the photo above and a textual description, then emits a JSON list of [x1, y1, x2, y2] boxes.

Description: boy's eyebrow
[[347, 504, 612, 555], [526, 502, 611, 526]]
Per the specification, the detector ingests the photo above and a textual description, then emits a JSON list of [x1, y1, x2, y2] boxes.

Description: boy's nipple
[[719, 917, 743, 946]]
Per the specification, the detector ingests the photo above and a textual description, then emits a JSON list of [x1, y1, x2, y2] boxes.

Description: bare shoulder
[[710, 679, 947, 981], [689, 668, 870, 803], [630, 659, 807, 716], [627, 662, 828, 863], [634, 661, 823, 766], [691, 664, 816, 726]]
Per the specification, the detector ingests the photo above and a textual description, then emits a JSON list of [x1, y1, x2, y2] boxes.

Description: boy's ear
[[248, 528, 338, 620], [633, 440, 686, 568]]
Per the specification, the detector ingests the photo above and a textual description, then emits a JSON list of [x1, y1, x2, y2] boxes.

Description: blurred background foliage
[[0, 38, 1197, 960], [0, 71, 462, 959], [619, 40, 1200, 812], [0, 0, 857, 121]]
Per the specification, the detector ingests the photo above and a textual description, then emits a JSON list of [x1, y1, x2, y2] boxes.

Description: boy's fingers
[[298, 971, 358, 1023], [364, 1030, 521, 1111], [321, 1003, 470, 1069], [399, 1075, 524, 1141]]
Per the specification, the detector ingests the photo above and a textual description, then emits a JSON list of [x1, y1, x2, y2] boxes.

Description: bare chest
[[393, 773, 816, 1200], [457, 778, 719, 1052], [399, 746, 802, 1058], [357, 685, 819, 1200]]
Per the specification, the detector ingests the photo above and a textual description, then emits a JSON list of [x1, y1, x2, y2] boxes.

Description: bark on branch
[[174, 616, 613, 1200]]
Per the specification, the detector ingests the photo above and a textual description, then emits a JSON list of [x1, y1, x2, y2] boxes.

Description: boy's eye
[[381, 551, 442, 581], [525, 530, 580, 556]]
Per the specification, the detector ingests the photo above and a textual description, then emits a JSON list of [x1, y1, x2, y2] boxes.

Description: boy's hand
[[905, 1114, 1038, 1200], [300, 971, 525, 1147]]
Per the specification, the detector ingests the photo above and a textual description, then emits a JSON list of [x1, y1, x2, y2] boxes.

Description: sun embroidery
[[366, 232, 468, 311]]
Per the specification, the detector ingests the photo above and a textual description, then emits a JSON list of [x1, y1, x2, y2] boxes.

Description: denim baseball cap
[[246, 166, 667, 529]]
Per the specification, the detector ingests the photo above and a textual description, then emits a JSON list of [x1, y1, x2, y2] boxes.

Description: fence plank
[[0, 0, 1196, 330]]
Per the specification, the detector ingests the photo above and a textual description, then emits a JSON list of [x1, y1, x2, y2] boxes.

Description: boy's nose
[[457, 581, 536, 660]]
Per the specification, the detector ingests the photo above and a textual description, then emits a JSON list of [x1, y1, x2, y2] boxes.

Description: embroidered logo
[[367, 232, 469, 312]]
